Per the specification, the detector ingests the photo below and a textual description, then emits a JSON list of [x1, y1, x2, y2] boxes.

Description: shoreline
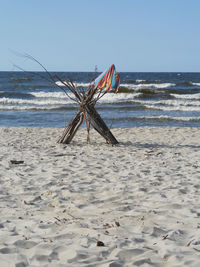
[[1, 127, 200, 266]]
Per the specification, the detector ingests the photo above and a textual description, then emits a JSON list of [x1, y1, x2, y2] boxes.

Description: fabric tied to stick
[[93, 64, 120, 92]]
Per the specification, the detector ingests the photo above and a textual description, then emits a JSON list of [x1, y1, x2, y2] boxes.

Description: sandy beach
[[0, 126, 200, 266]]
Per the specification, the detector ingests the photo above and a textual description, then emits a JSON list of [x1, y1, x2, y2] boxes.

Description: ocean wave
[[3, 91, 200, 111], [99, 93, 141, 103], [136, 98, 200, 107], [54, 80, 200, 94], [134, 115, 200, 122], [55, 80, 176, 90], [11, 77, 33, 82], [174, 81, 200, 89], [0, 92, 141, 110], [30, 91, 70, 98], [0, 91, 34, 99], [55, 81, 90, 87], [120, 83, 175, 90], [144, 104, 200, 112], [136, 79, 147, 83], [0, 104, 72, 111], [171, 93, 200, 99], [192, 82, 200, 86], [31, 91, 141, 101], [177, 81, 193, 86], [0, 97, 75, 105]]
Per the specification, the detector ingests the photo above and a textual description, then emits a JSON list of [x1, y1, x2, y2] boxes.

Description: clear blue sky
[[1, 0, 200, 72]]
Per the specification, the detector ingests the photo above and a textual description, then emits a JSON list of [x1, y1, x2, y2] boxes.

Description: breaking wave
[[171, 93, 200, 99], [133, 115, 200, 122], [120, 82, 175, 90], [0, 92, 141, 111], [144, 104, 200, 112], [55, 80, 176, 90], [55, 81, 90, 87], [1, 71, 200, 127]]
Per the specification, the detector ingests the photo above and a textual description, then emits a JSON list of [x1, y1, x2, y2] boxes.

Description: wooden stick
[[57, 111, 83, 144], [85, 105, 118, 145]]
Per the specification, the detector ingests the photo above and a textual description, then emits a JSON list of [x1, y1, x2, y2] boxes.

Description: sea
[[1, 71, 200, 128]]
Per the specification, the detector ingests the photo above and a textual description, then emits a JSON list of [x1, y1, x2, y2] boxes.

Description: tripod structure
[[57, 64, 120, 145]]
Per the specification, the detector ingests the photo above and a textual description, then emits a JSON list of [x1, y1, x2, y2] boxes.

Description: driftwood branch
[[57, 111, 84, 144], [85, 105, 118, 145]]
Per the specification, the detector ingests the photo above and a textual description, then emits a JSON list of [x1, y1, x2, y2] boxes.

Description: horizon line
[[0, 70, 200, 74]]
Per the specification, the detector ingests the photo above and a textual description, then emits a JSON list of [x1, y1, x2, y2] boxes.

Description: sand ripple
[[0, 127, 200, 266]]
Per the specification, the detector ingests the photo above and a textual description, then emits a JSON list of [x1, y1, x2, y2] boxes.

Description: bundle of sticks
[[57, 64, 120, 145], [14, 53, 120, 145]]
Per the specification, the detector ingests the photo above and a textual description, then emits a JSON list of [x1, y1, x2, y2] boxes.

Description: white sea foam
[[0, 97, 74, 106], [98, 93, 141, 103], [2, 92, 199, 112], [136, 79, 146, 83], [55, 81, 90, 87], [55, 80, 175, 90], [137, 99, 200, 107], [31, 91, 141, 103], [0, 104, 65, 110], [0, 92, 141, 110], [120, 83, 175, 90], [133, 97, 200, 112], [171, 93, 200, 99], [137, 115, 200, 121], [75, 82, 91, 87], [144, 104, 200, 112], [192, 82, 200, 86], [160, 99, 200, 106], [31, 91, 71, 98]]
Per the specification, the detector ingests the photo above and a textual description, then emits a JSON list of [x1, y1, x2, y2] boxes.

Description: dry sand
[[0, 126, 200, 267]]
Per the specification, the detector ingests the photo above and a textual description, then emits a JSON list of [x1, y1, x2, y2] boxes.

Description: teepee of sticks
[[57, 64, 120, 145]]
